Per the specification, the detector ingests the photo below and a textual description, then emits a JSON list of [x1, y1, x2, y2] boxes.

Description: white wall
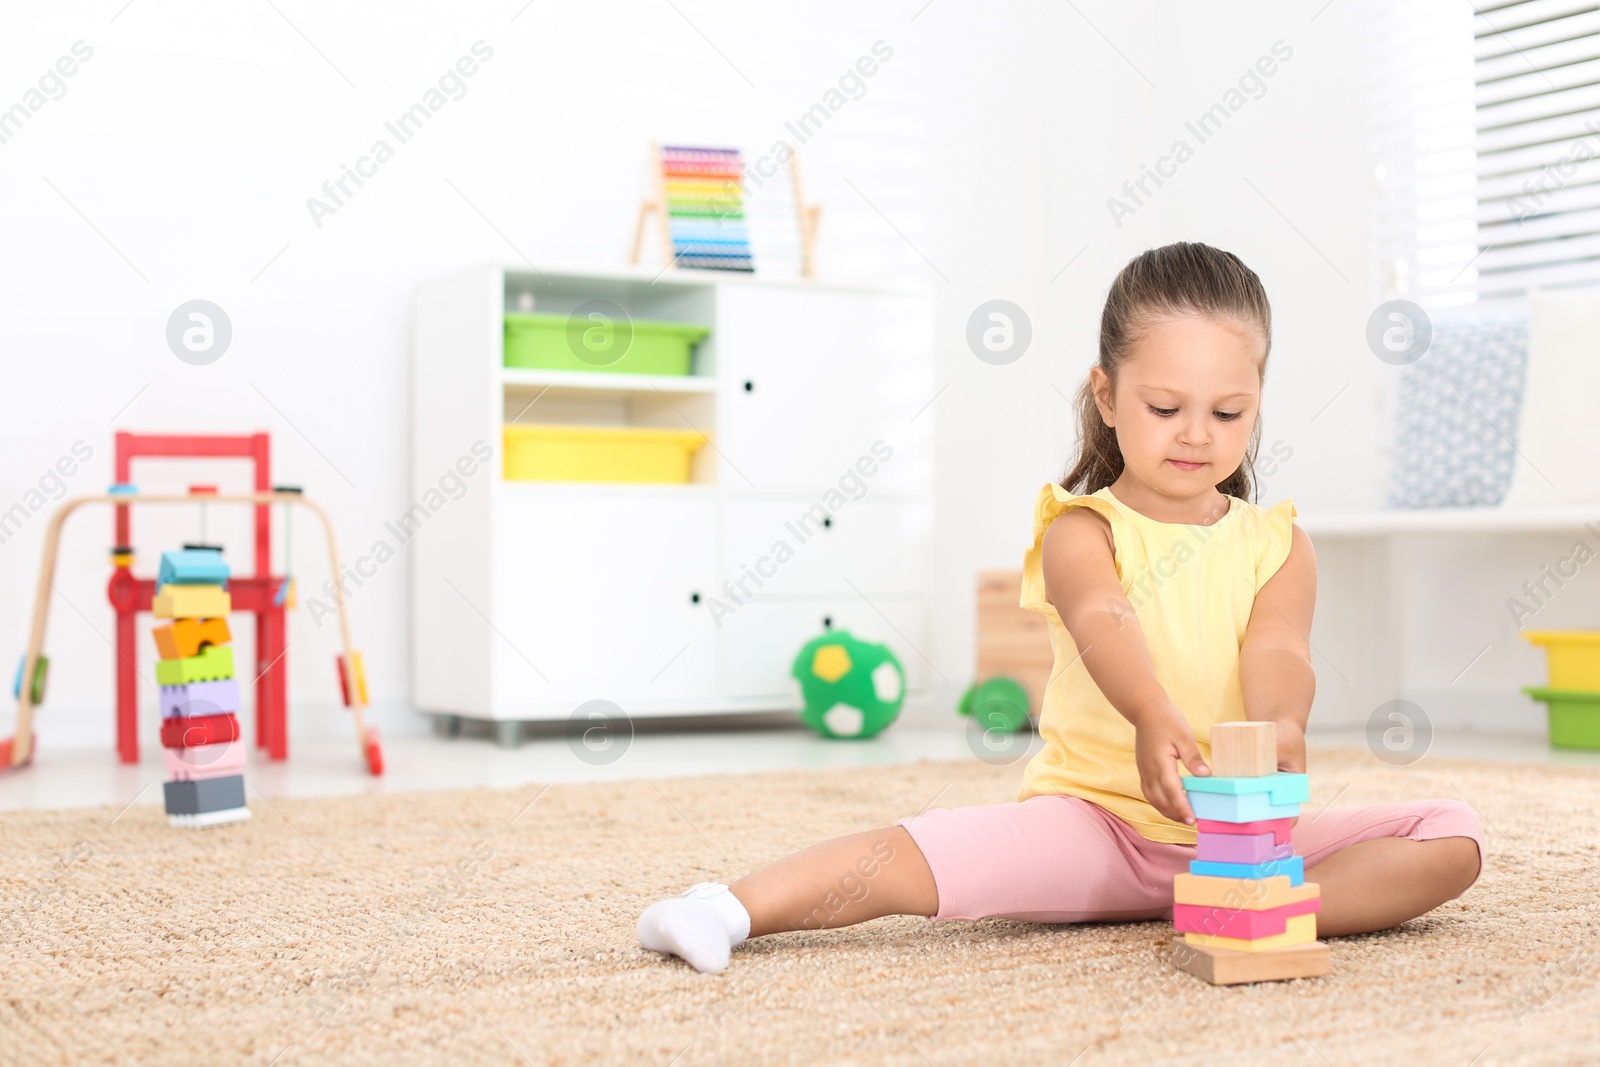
[[8, 0, 1535, 751], [0, 0, 934, 750]]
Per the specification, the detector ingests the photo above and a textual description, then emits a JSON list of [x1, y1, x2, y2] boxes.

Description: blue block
[[1188, 790, 1302, 823], [1189, 855, 1304, 885], [157, 549, 230, 589], [1181, 772, 1309, 805]]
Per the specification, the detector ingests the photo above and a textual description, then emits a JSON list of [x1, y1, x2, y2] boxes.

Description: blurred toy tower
[[152, 548, 250, 828], [1172, 721, 1329, 984]]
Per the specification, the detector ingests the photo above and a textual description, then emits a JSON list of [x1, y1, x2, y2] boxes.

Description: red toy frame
[[109, 432, 287, 764]]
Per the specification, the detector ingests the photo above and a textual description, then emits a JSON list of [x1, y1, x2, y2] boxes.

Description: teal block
[[1180, 772, 1309, 805], [1188, 790, 1302, 823], [1189, 855, 1304, 885], [157, 548, 230, 589]]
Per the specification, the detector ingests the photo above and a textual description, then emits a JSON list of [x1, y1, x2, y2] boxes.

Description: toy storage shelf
[[1289, 500, 1600, 739], [1299, 504, 1600, 536], [410, 264, 934, 738]]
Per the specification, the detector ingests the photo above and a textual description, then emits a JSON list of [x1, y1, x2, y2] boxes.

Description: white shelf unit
[[409, 265, 934, 741], [1293, 502, 1600, 736]]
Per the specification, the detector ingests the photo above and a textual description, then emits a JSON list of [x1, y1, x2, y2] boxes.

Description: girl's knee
[[1422, 800, 1484, 893]]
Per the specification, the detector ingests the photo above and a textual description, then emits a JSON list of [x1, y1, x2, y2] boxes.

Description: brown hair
[[1060, 241, 1272, 501]]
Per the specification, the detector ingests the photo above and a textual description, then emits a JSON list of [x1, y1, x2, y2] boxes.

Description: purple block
[[159, 678, 241, 718], [1195, 830, 1295, 865]]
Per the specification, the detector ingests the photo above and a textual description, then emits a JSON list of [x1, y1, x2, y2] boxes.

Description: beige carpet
[[2, 745, 1597, 1066]]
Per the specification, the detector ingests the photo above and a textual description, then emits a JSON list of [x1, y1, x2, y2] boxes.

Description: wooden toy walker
[[3, 431, 380, 776]]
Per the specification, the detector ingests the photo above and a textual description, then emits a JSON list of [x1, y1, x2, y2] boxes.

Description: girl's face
[[1090, 312, 1263, 510]]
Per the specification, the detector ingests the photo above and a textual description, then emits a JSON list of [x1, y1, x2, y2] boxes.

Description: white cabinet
[[715, 285, 932, 497], [410, 265, 933, 736], [720, 498, 925, 598], [492, 489, 719, 712]]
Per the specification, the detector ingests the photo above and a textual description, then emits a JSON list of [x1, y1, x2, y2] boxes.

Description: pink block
[[1194, 816, 1294, 845], [1173, 895, 1322, 939], [1196, 830, 1295, 865], [164, 739, 246, 781]]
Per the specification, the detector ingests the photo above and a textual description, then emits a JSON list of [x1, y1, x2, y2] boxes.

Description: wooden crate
[[975, 570, 1054, 718]]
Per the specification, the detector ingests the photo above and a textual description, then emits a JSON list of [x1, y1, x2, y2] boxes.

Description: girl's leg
[[1304, 836, 1480, 937], [1293, 799, 1485, 938], [729, 825, 938, 937], [639, 794, 1182, 971]]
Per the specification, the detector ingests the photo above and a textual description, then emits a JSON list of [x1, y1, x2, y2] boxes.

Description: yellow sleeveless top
[[1016, 482, 1299, 844]]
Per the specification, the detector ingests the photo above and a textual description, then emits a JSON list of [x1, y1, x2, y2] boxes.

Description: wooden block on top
[[1209, 721, 1278, 777], [1173, 934, 1330, 985], [152, 584, 230, 620], [152, 617, 231, 660]]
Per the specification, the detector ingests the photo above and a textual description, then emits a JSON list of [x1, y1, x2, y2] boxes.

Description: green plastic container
[[503, 312, 709, 375], [1521, 686, 1600, 750]]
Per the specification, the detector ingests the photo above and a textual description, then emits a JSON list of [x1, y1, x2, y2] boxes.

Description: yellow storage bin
[[1521, 630, 1600, 690], [502, 424, 707, 484]]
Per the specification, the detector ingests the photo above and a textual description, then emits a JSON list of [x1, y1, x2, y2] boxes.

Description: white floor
[[2, 718, 1597, 815]]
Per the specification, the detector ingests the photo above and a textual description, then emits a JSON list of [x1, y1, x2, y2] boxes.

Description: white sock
[[637, 881, 752, 974]]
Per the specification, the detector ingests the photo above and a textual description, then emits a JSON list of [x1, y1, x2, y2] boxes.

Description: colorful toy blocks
[[152, 584, 231, 620], [1174, 896, 1321, 940], [163, 739, 246, 780], [1173, 721, 1329, 985], [1187, 790, 1304, 823], [1179, 771, 1310, 804], [158, 678, 241, 718], [152, 617, 231, 660], [160, 713, 242, 749], [1194, 831, 1295, 865], [157, 548, 233, 587], [152, 549, 248, 829], [1195, 816, 1294, 844], [1188, 855, 1305, 885], [1172, 872, 1317, 910], [154, 644, 235, 687]]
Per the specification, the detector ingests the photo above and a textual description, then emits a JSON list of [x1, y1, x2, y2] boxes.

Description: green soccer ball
[[791, 630, 905, 740]]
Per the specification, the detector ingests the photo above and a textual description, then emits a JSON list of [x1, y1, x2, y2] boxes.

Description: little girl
[[637, 241, 1485, 974]]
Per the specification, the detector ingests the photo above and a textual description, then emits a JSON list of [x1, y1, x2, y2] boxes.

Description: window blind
[[1374, 1, 1600, 308], [1474, 0, 1600, 302]]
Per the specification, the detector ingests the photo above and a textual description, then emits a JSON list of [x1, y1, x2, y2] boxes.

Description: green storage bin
[[1521, 686, 1600, 750], [504, 312, 709, 375]]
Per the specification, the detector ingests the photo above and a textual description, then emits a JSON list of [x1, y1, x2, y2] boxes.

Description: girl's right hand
[[1134, 709, 1211, 825]]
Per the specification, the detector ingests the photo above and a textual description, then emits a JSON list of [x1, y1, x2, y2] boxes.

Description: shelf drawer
[[492, 490, 718, 708], [717, 596, 928, 700], [720, 498, 926, 599]]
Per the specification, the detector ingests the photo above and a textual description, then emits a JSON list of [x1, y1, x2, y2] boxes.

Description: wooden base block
[[1173, 934, 1330, 985]]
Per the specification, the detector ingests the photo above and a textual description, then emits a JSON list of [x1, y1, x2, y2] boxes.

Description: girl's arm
[[1041, 508, 1211, 825], [1239, 523, 1318, 776]]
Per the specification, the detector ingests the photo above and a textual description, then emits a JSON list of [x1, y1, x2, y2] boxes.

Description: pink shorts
[[895, 794, 1484, 923]]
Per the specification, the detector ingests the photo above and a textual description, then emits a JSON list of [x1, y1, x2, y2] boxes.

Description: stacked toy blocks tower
[[153, 549, 250, 829], [1172, 721, 1329, 984]]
